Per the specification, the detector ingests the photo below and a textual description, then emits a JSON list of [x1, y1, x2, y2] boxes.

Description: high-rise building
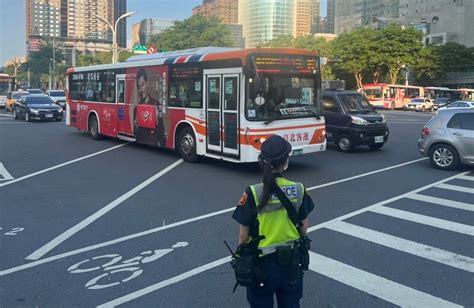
[[295, 0, 311, 36], [309, 0, 321, 34], [239, 0, 298, 47], [26, 0, 129, 65], [334, 0, 399, 34], [193, 0, 244, 48], [131, 22, 141, 47], [192, 0, 238, 24], [326, 0, 335, 33], [399, 0, 474, 47], [26, 0, 61, 39], [138, 18, 175, 45]]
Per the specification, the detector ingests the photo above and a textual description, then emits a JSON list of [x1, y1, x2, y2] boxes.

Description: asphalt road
[[0, 109, 472, 308]]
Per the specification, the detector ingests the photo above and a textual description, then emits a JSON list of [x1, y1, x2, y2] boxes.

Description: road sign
[[147, 46, 157, 54], [132, 44, 147, 54]]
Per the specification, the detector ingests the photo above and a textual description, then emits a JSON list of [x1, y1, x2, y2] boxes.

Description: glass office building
[[239, 0, 295, 47]]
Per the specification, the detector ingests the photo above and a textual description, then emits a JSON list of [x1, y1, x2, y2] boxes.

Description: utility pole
[[52, 37, 56, 89]]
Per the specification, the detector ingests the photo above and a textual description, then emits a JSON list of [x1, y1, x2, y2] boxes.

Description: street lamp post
[[401, 64, 409, 86], [95, 11, 136, 63]]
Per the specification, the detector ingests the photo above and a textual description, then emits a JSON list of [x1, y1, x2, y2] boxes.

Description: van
[[323, 90, 389, 152]]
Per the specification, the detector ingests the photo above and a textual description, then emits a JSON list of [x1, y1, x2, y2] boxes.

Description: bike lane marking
[[0, 143, 127, 188], [96, 171, 469, 307], [24, 159, 184, 261], [0, 161, 460, 276]]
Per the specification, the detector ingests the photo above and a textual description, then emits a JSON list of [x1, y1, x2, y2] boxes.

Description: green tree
[[27, 39, 65, 87], [378, 24, 423, 84], [435, 43, 474, 73], [148, 14, 233, 51], [263, 35, 295, 48], [331, 28, 378, 90], [412, 46, 443, 82]]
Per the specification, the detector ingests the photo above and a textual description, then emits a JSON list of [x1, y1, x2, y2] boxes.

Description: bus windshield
[[246, 75, 319, 121], [0, 81, 10, 95], [364, 88, 382, 98]]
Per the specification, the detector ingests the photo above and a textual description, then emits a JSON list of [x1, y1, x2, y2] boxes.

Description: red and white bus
[[362, 83, 424, 109], [66, 47, 326, 163]]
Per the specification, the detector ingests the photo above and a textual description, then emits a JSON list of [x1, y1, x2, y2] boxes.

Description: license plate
[[292, 149, 303, 156], [375, 136, 384, 143], [45, 114, 53, 118]]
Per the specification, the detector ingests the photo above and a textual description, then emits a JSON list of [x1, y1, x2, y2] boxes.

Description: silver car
[[418, 109, 474, 170]]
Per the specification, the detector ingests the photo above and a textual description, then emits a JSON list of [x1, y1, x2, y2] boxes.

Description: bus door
[[116, 74, 135, 139], [204, 69, 240, 157]]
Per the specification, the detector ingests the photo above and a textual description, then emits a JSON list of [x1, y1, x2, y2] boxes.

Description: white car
[[405, 98, 434, 112], [437, 100, 474, 112], [47, 90, 67, 109]]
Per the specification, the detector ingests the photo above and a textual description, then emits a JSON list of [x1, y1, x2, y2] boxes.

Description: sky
[[0, 0, 328, 66]]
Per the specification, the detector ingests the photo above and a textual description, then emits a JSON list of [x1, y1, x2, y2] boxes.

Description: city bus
[[458, 88, 474, 100], [424, 86, 461, 100], [0, 73, 16, 108], [362, 83, 424, 109], [65, 47, 326, 163]]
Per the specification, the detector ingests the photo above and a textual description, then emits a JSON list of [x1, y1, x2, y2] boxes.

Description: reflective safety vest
[[249, 177, 304, 255]]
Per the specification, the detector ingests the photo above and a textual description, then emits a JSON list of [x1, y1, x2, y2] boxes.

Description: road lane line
[[25, 159, 184, 261], [0, 163, 14, 181], [437, 183, 474, 194], [370, 206, 474, 236], [308, 252, 462, 308], [0, 114, 13, 117], [457, 175, 474, 182], [307, 158, 428, 191], [326, 221, 474, 272], [406, 194, 474, 212], [0, 143, 127, 188], [0, 171, 468, 277], [96, 256, 231, 308]]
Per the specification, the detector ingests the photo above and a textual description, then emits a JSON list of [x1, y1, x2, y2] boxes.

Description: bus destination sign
[[253, 55, 317, 74]]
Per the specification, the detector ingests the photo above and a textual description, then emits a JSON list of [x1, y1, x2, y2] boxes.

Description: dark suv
[[323, 90, 389, 152]]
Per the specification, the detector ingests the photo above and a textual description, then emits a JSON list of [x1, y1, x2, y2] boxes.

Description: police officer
[[232, 135, 315, 308]]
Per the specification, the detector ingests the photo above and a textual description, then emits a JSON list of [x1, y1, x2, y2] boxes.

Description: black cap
[[259, 135, 292, 166]]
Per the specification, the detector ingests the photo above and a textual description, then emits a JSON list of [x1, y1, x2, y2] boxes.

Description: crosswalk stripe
[[406, 194, 474, 212], [309, 252, 462, 308], [371, 206, 474, 236], [436, 183, 474, 194], [457, 175, 474, 182], [326, 221, 474, 272]]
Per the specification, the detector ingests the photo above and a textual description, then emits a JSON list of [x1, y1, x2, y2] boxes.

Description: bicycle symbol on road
[[67, 241, 188, 290]]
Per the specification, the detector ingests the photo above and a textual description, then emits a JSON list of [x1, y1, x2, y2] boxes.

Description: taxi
[[6, 90, 28, 112]]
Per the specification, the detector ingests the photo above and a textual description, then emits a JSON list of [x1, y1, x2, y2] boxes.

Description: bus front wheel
[[177, 126, 199, 163]]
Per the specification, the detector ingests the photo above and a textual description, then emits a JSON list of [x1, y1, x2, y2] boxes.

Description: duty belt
[[260, 241, 297, 255]]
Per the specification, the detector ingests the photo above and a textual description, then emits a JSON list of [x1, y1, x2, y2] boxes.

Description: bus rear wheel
[[177, 126, 199, 163], [88, 115, 101, 140]]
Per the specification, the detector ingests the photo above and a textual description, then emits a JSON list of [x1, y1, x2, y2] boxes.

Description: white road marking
[[96, 256, 231, 308], [457, 175, 474, 182], [0, 114, 13, 117], [0, 171, 468, 277], [326, 221, 474, 272], [308, 252, 462, 308], [406, 194, 474, 212], [436, 183, 474, 194], [307, 157, 428, 191], [0, 163, 14, 181], [25, 159, 184, 261], [0, 144, 127, 187], [370, 206, 474, 236]]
